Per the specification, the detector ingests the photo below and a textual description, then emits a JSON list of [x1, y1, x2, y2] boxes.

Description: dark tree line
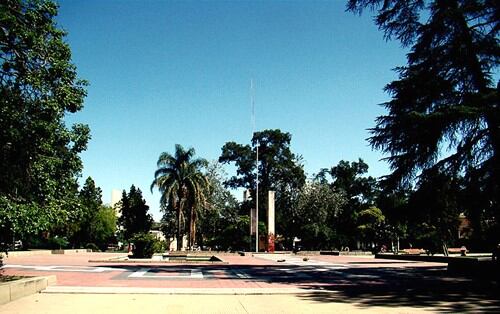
[[174, 128, 484, 253], [2, 0, 498, 254], [152, 127, 495, 253], [347, 0, 499, 249], [0, 0, 90, 250]]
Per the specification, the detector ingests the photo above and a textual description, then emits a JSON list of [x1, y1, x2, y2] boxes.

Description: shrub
[[152, 239, 167, 253], [131, 233, 156, 258], [85, 243, 100, 252], [48, 236, 69, 250]]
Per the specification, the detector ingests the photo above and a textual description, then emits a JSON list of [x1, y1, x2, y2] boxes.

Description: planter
[[0, 275, 56, 304]]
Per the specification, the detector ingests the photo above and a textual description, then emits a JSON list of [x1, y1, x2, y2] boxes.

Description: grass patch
[[0, 275, 31, 283]]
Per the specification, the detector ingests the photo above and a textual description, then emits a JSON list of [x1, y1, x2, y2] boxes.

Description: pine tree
[[118, 185, 153, 241], [348, 0, 500, 247]]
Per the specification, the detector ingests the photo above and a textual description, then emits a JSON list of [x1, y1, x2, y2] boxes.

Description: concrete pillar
[[245, 190, 256, 236], [268, 191, 275, 252]]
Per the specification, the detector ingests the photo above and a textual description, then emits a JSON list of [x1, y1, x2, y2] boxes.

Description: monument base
[[267, 233, 275, 253]]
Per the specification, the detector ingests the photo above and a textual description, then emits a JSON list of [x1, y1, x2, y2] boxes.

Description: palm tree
[[151, 144, 209, 250]]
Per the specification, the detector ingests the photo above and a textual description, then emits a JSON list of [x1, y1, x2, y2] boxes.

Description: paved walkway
[[1, 252, 499, 312], [2, 252, 447, 289], [0, 293, 436, 313]]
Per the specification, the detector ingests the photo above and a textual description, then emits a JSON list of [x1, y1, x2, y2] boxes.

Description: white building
[[111, 189, 122, 217]]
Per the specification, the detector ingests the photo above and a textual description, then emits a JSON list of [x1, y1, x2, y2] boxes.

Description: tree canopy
[[70, 177, 103, 247], [294, 181, 346, 250], [89, 205, 117, 251], [151, 144, 210, 250], [316, 159, 379, 247], [118, 185, 153, 242], [219, 129, 306, 246], [196, 161, 240, 249], [348, 0, 500, 246], [0, 0, 89, 248]]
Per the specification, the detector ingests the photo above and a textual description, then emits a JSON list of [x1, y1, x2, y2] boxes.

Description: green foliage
[[131, 233, 156, 258], [406, 170, 462, 251], [151, 144, 210, 250], [348, 0, 500, 247], [376, 189, 410, 242], [80, 178, 103, 217], [316, 159, 379, 247], [196, 161, 240, 249], [152, 239, 167, 253], [219, 129, 306, 246], [356, 206, 385, 247], [0, 197, 51, 244], [294, 182, 346, 250], [0, 0, 89, 247], [85, 243, 99, 252], [213, 215, 252, 251], [414, 223, 442, 256], [159, 205, 177, 241], [48, 236, 69, 250], [68, 177, 103, 247], [118, 186, 153, 242], [89, 205, 117, 251]]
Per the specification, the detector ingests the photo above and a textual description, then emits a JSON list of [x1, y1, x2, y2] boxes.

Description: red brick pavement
[[1, 252, 446, 289], [303, 254, 445, 268]]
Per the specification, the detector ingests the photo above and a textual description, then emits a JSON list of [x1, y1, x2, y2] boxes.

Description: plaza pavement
[[0, 293, 436, 313], [1, 251, 499, 313]]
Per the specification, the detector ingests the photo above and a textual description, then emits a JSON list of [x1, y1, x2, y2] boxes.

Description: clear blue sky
[[58, 1, 407, 221]]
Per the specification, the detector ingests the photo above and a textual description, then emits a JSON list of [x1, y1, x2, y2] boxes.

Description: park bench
[[400, 248, 425, 255], [447, 247, 468, 255], [107, 245, 119, 251]]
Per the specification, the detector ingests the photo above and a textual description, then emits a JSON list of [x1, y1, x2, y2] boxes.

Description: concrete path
[[1, 252, 499, 312], [1, 252, 449, 290], [0, 293, 435, 314]]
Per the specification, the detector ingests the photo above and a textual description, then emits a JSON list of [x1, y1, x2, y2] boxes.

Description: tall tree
[[294, 181, 346, 250], [376, 188, 410, 251], [0, 0, 89, 249], [347, 1, 500, 246], [219, 129, 306, 246], [407, 170, 463, 254], [89, 205, 117, 251], [196, 161, 239, 249], [151, 145, 209, 250], [71, 177, 102, 247], [317, 159, 379, 247], [118, 185, 153, 242], [356, 206, 386, 250]]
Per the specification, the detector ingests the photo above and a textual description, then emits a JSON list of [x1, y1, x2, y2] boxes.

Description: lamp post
[[250, 79, 259, 252], [255, 142, 259, 252]]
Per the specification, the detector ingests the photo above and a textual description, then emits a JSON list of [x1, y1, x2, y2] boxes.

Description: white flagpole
[[251, 79, 259, 252]]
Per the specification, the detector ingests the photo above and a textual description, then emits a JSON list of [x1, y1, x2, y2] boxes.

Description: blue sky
[[58, 1, 407, 220]]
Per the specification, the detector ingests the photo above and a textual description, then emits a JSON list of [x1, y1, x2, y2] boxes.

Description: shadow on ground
[[345, 261, 414, 264], [95, 263, 500, 312], [298, 281, 500, 312]]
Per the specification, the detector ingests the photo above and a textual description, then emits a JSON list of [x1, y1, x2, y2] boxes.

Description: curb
[[0, 275, 56, 304], [88, 255, 228, 264], [375, 253, 488, 263], [43, 286, 329, 295]]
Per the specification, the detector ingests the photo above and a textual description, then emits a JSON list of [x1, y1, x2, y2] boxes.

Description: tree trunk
[[176, 200, 182, 251], [486, 82, 500, 247], [190, 209, 196, 250], [457, 8, 500, 246], [188, 207, 194, 250]]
